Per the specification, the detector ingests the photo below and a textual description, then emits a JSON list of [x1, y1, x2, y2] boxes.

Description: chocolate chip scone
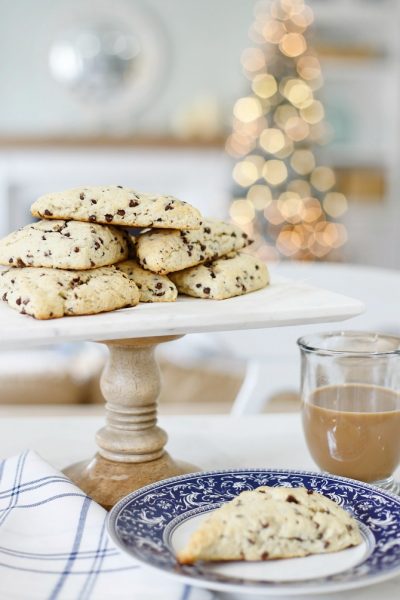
[[0, 220, 129, 270], [136, 219, 250, 274], [116, 259, 177, 303], [31, 185, 202, 230], [177, 486, 362, 564], [0, 266, 139, 319], [170, 252, 268, 299]]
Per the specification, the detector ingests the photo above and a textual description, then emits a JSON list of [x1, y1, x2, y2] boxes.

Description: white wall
[[0, 0, 254, 136]]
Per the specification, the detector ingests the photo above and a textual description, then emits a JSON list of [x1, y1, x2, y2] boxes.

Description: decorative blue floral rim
[[108, 469, 400, 594]]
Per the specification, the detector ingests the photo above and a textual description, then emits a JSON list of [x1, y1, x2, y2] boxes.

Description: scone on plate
[[177, 486, 362, 564], [116, 259, 177, 303], [31, 185, 202, 231], [0, 266, 139, 319], [170, 252, 269, 299], [0, 220, 129, 270], [136, 219, 250, 274]]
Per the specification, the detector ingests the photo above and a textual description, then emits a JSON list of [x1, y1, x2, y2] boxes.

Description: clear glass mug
[[298, 331, 400, 494]]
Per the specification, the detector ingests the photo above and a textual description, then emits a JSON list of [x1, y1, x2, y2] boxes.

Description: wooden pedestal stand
[[64, 336, 199, 510]]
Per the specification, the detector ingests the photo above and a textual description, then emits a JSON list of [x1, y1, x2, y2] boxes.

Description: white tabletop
[[0, 411, 398, 600], [0, 277, 363, 348]]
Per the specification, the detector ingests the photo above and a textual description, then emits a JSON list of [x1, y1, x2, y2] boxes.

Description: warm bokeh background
[[1, 0, 398, 413]]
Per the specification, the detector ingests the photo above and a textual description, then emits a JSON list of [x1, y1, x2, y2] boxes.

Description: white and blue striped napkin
[[0, 451, 213, 600]]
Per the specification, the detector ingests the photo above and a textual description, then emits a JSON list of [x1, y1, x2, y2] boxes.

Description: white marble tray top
[[0, 276, 363, 348]]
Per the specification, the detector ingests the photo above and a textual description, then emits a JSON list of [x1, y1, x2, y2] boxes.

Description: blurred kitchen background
[[1, 0, 400, 414]]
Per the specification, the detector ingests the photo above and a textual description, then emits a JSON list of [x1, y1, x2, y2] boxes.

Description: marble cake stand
[[0, 276, 363, 510]]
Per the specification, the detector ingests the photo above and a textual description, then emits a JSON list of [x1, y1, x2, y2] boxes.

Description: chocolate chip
[[44, 209, 53, 216], [286, 494, 300, 504], [2, 293, 7, 301], [200, 243, 206, 252], [210, 271, 216, 279], [324, 541, 330, 548], [165, 202, 174, 211], [104, 214, 113, 222], [261, 521, 269, 528], [142, 258, 147, 265], [89, 215, 96, 222], [255, 265, 259, 270], [21, 307, 26, 315], [204, 227, 211, 234], [74, 247, 80, 253], [22, 298, 29, 305], [90, 260, 95, 267], [49, 312, 54, 317], [64, 232, 71, 237], [17, 259, 26, 267], [94, 242, 100, 250], [261, 552, 269, 560], [117, 209, 125, 216], [91, 199, 97, 205], [346, 524, 353, 532], [247, 539, 255, 545], [203, 287, 211, 294], [42, 235, 46, 241], [242, 232, 248, 239], [129, 199, 139, 207], [117, 185, 123, 188], [231, 232, 237, 238], [80, 192, 85, 200], [307, 489, 313, 495], [16, 297, 22, 305], [195, 283, 201, 288], [155, 291, 166, 297], [155, 282, 163, 289], [199, 255, 204, 261], [99, 237, 104, 245], [8, 258, 13, 264]]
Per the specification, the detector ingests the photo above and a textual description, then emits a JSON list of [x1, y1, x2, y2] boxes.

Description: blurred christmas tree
[[226, 0, 348, 261]]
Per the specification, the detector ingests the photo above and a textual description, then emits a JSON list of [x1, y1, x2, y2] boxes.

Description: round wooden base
[[64, 452, 200, 511], [63, 335, 201, 510]]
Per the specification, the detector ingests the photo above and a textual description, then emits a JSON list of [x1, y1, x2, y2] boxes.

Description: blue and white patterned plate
[[108, 469, 400, 595]]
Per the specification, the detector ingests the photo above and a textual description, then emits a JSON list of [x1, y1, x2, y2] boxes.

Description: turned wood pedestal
[[64, 336, 199, 510]]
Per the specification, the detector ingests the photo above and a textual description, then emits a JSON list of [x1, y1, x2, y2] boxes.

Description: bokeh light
[[259, 127, 286, 153], [311, 166, 335, 191], [263, 159, 288, 185], [233, 97, 263, 123], [284, 116, 309, 141], [300, 100, 324, 124], [233, 159, 259, 186], [247, 184, 273, 210], [279, 33, 307, 57], [262, 19, 286, 44], [230, 198, 256, 225], [252, 73, 278, 98], [323, 192, 348, 217], [290, 149, 315, 174]]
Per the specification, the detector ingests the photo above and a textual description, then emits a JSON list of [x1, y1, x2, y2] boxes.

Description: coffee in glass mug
[[298, 332, 400, 494]]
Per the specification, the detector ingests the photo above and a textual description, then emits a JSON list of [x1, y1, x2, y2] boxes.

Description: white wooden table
[[0, 411, 398, 600]]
